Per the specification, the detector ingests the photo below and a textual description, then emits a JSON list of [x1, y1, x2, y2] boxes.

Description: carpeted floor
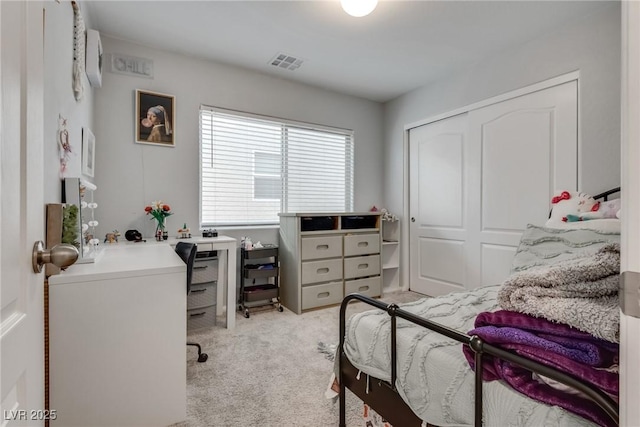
[[177, 290, 424, 427]]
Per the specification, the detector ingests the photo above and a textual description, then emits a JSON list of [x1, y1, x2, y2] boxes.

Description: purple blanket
[[463, 310, 618, 427]]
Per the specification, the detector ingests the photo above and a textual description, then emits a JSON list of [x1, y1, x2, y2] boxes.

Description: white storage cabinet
[[279, 212, 382, 314]]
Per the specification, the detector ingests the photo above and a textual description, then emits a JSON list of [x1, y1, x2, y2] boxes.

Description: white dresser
[[48, 244, 186, 427], [279, 212, 382, 314]]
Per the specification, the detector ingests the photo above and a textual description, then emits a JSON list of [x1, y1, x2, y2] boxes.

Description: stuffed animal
[[549, 190, 604, 222]]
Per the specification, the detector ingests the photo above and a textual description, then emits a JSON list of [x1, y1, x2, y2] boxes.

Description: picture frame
[[82, 127, 95, 177], [135, 89, 175, 147]]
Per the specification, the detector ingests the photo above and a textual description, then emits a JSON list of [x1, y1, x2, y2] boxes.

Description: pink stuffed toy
[[549, 190, 604, 222]]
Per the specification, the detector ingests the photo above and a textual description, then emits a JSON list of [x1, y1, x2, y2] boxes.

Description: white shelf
[[382, 240, 399, 269], [381, 220, 400, 290], [383, 267, 400, 290]]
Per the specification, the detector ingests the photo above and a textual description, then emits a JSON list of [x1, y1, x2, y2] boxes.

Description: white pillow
[[599, 198, 621, 218]]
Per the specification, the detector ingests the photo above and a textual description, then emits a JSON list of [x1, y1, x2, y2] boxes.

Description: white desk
[[48, 244, 187, 426], [134, 235, 238, 330]]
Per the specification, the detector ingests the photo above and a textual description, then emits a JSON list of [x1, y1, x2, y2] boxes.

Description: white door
[[409, 113, 469, 296], [409, 81, 577, 296], [1, 1, 47, 424], [620, 2, 640, 423]]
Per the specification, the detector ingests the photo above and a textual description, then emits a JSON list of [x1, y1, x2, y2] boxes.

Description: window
[[200, 106, 354, 227]]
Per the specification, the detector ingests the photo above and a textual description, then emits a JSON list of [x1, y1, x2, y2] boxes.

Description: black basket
[[341, 215, 378, 230], [301, 216, 335, 231]]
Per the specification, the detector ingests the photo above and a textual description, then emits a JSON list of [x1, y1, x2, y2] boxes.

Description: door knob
[[32, 241, 79, 273], [411, 217, 416, 222]]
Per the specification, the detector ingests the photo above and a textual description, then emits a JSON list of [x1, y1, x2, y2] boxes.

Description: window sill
[[204, 224, 280, 232]]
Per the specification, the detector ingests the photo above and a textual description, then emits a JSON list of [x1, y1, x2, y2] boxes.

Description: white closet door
[[409, 113, 470, 296], [409, 80, 577, 296]]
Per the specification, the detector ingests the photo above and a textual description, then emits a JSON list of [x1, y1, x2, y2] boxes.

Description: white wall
[[43, 1, 95, 204], [383, 3, 621, 219], [93, 36, 383, 243]]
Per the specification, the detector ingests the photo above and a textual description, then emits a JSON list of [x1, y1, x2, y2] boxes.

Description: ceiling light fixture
[[341, 0, 378, 17]]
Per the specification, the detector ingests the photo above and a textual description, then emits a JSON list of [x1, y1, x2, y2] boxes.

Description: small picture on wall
[[135, 89, 175, 147], [82, 127, 95, 177]]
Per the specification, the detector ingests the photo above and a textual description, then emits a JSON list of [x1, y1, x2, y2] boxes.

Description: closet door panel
[[419, 238, 465, 289], [467, 80, 578, 288], [415, 132, 464, 228], [408, 80, 578, 297], [481, 109, 552, 231], [409, 114, 469, 296]]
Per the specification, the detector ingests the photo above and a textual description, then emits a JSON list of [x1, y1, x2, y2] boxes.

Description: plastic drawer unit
[[187, 250, 218, 330]]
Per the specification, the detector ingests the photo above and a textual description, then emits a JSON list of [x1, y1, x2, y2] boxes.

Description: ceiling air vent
[[269, 53, 304, 71]]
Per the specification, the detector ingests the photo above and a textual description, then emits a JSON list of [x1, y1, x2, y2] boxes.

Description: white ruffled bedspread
[[343, 285, 598, 427]]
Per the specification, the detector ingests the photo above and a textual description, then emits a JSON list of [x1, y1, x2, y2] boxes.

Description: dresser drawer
[[188, 282, 217, 309], [344, 255, 380, 279], [193, 257, 218, 284], [187, 304, 216, 331], [301, 281, 343, 310], [344, 233, 380, 256], [345, 276, 381, 298], [301, 258, 343, 285], [301, 236, 343, 260]]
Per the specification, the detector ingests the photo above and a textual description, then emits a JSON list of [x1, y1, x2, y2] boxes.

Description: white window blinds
[[200, 106, 354, 226]]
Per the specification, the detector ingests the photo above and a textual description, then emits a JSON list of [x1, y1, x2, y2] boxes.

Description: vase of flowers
[[145, 201, 173, 241]]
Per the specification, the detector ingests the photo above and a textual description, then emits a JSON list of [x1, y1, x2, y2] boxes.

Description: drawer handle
[[191, 289, 207, 294], [317, 267, 330, 274], [357, 242, 369, 247], [358, 285, 370, 292], [194, 265, 208, 270], [316, 244, 329, 250], [317, 291, 330, 299], [358, 263, 369, 269], [189, 312, 206, 318]]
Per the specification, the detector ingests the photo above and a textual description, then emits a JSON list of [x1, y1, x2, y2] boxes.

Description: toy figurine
[[104, 230, 121, 243], [178, 223, 191, 239]]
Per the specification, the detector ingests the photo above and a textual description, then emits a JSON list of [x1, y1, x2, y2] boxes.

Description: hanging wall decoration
[[57, 115, 73, 178], [135, 89, 175, 147], [82, 127, 95, 177], [71, 1, 86, 101]]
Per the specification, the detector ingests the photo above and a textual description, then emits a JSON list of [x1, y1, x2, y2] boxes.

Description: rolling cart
[[239, 244, 283, 318]]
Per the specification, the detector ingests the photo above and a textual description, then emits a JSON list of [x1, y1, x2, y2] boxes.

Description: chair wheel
[[278, 306, 284, 312], [197, 353, 208, 363], [244, 309, 250, 318]]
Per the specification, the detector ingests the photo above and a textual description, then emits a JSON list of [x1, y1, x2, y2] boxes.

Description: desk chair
[[175, 242, 209, 363]]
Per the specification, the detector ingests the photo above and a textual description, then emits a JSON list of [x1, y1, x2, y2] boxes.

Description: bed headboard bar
[[594, 187, 621, 201]]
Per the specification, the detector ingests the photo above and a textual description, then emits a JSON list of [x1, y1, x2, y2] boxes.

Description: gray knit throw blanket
[[498, 243, 620, 343]]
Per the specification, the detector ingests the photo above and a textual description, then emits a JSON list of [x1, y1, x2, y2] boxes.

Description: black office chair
[[175, 242, 209, 363]]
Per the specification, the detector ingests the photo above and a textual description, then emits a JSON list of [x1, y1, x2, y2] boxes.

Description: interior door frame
[[401, 70, 581, 295], [620, 1, 640, 423]]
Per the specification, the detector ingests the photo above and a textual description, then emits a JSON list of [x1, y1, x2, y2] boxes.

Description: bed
[[337, 188, 621, 427]]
